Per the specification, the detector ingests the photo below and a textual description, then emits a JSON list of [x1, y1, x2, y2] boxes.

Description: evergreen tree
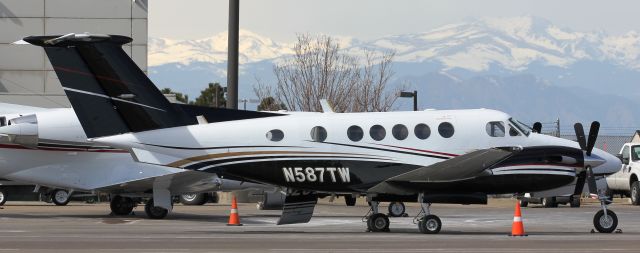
[[194, 83, 226, 107]]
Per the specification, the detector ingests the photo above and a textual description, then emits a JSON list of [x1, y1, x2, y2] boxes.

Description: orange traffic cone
[[227, 195, 243, 226], [510, 201, 527, 236]]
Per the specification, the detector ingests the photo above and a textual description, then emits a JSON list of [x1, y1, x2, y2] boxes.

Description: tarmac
[[0, 198, 639, 252]]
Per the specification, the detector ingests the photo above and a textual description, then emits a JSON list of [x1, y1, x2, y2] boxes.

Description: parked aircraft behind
[[21, 33, 623, 234], [0, 103, 268, 218]]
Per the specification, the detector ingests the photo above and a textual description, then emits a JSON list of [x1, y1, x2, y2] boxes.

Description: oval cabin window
[[347, 125, 364, 142], [392, 124, 409, 140], [369, 125, 386, 141], [438, 122, 455, 138], [266, 129, 284, 142], [310, 126, 327, 142]]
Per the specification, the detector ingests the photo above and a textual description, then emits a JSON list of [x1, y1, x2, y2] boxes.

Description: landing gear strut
[[365, 201, 390, 232], [145, 198, 169, 219], [416, 201, 442, 234], [586, 166, 618, 233]]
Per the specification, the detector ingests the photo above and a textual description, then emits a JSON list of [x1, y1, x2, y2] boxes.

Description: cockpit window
[[486, 122, 505, 137], [508, 118, 530, 136], [509, 127, 521, 136]]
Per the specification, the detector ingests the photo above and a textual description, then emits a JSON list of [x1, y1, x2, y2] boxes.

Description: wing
[[93, 170, 221, 194], [368, 147, 520, 195]]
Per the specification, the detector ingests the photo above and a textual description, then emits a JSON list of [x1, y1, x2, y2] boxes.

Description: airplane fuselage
[[97, 109, 621, 195]]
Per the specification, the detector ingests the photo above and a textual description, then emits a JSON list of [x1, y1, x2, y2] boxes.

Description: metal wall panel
[[0, 0, 44, 18], [45, 0, 131, 19], [0, 45, 44, 70], [45, 18, 132, 37], [132, 18, 148, 44], [0, 70, 45, 93], [0, 17, 44, 43]]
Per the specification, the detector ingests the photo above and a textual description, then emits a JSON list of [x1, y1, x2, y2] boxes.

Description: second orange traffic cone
[[510, 201, 526, 236], [227, 195, 243, 226]]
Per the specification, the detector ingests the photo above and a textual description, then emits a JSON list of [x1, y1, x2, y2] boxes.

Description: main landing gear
[[364, 201, 390, 232], [416, 202, 442, 234], [364, 196, 441, 234]]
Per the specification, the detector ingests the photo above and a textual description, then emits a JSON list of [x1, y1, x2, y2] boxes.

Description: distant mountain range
[[148, 16, 640, 133]]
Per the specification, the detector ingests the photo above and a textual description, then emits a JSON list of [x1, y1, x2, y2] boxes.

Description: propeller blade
[[532, 122, 542, 133], [586, 167, 598, 194], [574, 123, 587, 151], [573, 172, 587, 196], [586, 121, 600, 156]]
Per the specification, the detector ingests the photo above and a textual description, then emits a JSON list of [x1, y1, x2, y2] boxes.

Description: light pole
[[226, 0, 239, 109], [400, 90, 418, 111]]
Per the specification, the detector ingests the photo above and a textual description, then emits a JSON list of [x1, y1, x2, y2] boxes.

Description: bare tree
[[256, 34, 398, 112]]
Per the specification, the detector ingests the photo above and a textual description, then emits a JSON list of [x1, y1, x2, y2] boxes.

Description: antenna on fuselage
[[319, 99, 335, 113]]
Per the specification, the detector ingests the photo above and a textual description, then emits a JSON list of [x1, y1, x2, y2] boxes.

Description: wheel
[[542, 197, 556, 208], [344, 195, 356, 206], [366, 213, 390, 232], [593, 209, 618, 233], [179, 193, 207, 205], [630, 182, 640, 205], [110, 195, 134, 215], [418, 214, 442, 234], [0, 189, 6, 206], [570, 196, 581, 208], [388, 202, 406, 217], [51, 189, 71, 206], [145, 199, 168, 219], [519, 200, 528, 207]]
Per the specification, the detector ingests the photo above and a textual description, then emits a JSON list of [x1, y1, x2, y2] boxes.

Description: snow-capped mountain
[[150, 16, 640, 71], [148, 16, 640, 130], [148, 30, 294, 66]]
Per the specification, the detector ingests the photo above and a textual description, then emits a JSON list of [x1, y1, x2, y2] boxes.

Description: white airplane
[[20, 33, 623, 234], [0, 102, 270, 217]]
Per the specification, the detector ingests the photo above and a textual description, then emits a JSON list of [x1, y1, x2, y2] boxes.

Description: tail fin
[[23, 34, 195, 138]]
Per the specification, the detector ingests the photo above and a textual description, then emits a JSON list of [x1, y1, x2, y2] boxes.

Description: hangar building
[[0, 0, 148, 107]]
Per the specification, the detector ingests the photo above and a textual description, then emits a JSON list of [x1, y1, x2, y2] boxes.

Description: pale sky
[[149, 0, 640, 41]]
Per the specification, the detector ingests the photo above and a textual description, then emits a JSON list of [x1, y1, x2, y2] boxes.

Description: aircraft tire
[[570, 196, 581, 208], [542, 197, 556, 208], [418, 214, 442, 234], [344, 195, 356, 206], [593, 209, 618, 233], [0, 189, 6, 206], [367, 213, 390, 232], [519, 200, 528, 207], [180, 193, 208, 205], [110, 195, 134, 215], [145, 199, 169, 219], [388, 202, 406, 217], [51, 189, 71, 206], [630, 182, 640, 206]]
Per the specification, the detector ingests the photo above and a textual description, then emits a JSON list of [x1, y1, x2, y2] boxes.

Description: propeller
[[572, 121, 602, 197], [532, 122, 542, 133]]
